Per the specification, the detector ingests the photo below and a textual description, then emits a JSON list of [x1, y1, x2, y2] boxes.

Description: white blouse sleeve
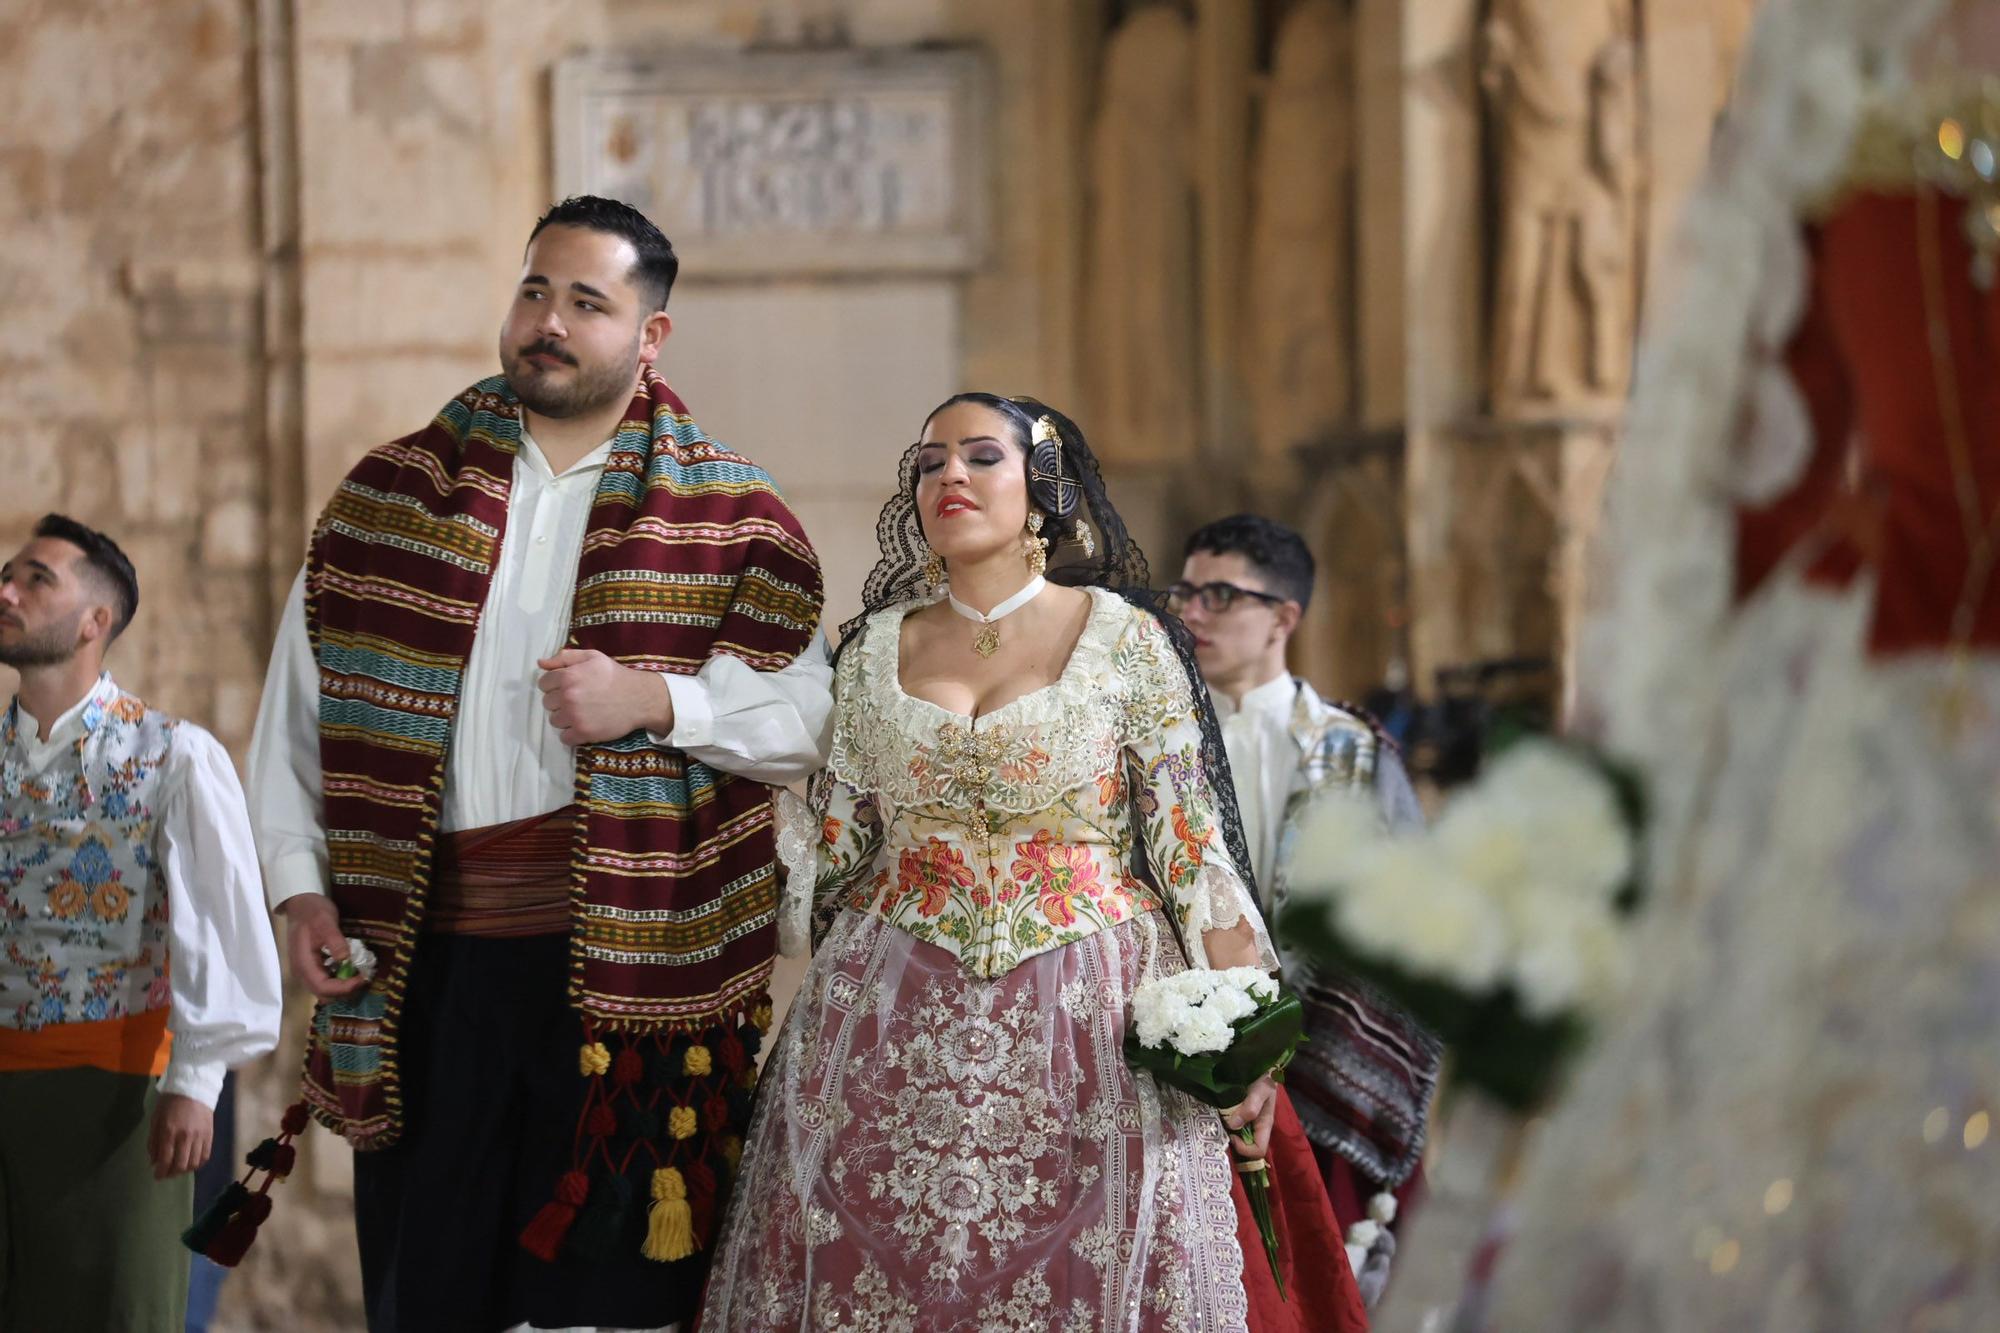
[[652, 632, 835, 787], [245, 566, 328, 911], [157, 727, 286, 1107]]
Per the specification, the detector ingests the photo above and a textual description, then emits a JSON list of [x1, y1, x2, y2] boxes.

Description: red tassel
[[703, 1095, 731, 1134], [585, 1103, 619, 1138], [613, 1046, 644, 1088], [717, 1031, 748, 1076], [685, 1159, 719, 1244], [267, 1142, 297, 1180], [279, 1101, 310, 1136], [519, 1170, 591, 1262], [203, 1191, 273, 1267]]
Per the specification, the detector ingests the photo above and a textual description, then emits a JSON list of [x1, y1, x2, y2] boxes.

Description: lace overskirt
[[704, 907, 1251, 1333]]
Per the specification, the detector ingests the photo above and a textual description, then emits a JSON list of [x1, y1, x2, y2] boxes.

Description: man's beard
[[0, 611, 82, 668], [503, 332, 642, 420]]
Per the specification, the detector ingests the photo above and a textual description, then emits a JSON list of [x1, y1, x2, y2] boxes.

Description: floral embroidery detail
[[699, 909, 1251, 1331], [46, 880, 88, 920], [1171, 804, 1212, 871], [893, 839, 975, 919], [91, 880, 132, 922], [1010, 831, 1106, 929], [822, 815, 843, 846]]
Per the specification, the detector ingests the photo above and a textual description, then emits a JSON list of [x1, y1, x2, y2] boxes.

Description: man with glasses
[[1170, 513, 1438, 1308]]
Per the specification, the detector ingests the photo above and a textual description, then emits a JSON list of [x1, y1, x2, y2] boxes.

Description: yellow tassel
[[751, 1002, 774, 1031], [668, 1105, 698, 1140], [642, 1167, 695, 1263], [683, 1044, 713, 1077], [579, 1042, 612, 1077]]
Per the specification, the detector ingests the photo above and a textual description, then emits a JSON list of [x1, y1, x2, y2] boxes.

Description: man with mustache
[[0, 514, 282, 1332], [240, 196, 831, 1331]]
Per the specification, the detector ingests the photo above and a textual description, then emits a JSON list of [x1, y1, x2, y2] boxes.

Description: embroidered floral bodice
[[811, 588, 1267, 980]]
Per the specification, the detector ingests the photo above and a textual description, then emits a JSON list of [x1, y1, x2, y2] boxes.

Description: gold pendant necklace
[[946, 576, 1046, 660]]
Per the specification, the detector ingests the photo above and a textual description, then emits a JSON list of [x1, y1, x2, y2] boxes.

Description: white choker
[[946, 576, 1046, 658]]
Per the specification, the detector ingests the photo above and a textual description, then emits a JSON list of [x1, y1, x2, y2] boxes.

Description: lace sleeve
[[801, 770, 886, 953], [1119, 618, 1278, 972], [773, 787, 817, 958]]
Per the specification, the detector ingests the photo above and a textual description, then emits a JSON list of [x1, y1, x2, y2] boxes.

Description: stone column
[[1370, 0, 1486, 694], [1193, 0, 1255, 461]]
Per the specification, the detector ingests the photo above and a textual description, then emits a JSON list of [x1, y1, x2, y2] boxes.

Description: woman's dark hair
[[529, 195, 679, 311]]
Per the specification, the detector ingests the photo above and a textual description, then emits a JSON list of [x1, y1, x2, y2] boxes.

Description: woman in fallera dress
[[699, 394, 1368, 1331]]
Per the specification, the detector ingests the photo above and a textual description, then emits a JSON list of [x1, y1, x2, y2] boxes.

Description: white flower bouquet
[[1127, 965, 1302, 1298], [1279, 738, 1646, 1111]]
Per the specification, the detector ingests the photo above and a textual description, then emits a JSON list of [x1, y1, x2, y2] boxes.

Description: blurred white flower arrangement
[[1280, 738, 1646, 1111]]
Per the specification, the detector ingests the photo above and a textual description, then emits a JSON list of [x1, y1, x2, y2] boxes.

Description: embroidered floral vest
[[0, 681, 177, 1030]]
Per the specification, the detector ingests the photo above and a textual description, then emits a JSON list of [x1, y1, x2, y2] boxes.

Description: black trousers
[[353, 932, 705, 1332]]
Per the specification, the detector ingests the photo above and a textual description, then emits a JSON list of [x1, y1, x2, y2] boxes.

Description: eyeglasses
[[1163, 581, 1289, 614]]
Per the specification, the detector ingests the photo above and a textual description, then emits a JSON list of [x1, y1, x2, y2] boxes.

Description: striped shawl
[[301, 369, 820, 1147]]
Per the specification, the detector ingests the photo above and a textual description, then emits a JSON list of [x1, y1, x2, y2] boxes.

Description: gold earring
[[923, 546, 946, 590], [1073, 518, 1094, 559], [1023, 514, 1048, 577]]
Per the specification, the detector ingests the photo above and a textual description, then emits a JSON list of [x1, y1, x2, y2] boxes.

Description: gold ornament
[[1074, 518, 1095, 559], [923, 546, 946, 590], [1024, 514, 1048, 578]]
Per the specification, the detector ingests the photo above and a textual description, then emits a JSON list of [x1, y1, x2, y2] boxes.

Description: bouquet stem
[[1235, 1125, 1285, 1302]]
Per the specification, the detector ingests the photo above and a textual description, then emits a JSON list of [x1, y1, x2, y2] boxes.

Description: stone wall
[[0, 0, 273, 751]]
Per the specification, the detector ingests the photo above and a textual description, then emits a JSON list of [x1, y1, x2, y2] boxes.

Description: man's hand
[[1224, 1073, 1280, 1161], [279, 893, 367, 999], [537, 649, 673, 746], [149, 1093, 213, 1180]]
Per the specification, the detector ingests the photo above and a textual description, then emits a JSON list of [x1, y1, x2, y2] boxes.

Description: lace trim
[[827, 589, 1191, 816], [1178, 862, 1279, 973], [772, 787, 816, 958]]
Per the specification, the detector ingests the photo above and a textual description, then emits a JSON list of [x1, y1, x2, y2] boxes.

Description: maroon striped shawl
[[300, 369, 820, 1147]]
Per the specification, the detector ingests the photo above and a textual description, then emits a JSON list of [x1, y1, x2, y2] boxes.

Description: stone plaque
[[553, 48, 991, 277]]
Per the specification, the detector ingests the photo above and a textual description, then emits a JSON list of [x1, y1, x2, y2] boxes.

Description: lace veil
[[832, 392, 1264, 932]]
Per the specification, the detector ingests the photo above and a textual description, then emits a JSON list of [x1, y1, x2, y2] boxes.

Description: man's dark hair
[[529, 195, 679, 311], [1182, 513, 1316, 610], [35, 513, 139, 639]]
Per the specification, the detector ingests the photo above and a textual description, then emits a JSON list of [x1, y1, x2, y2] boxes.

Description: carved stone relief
[[1246, 0, 1355, 463], [1482, 0, 1641, 419]]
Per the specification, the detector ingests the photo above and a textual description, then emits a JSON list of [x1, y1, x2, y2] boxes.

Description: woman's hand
[[1224, 1073, 1279, 1160], [1199, 917, 1265, 969]]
